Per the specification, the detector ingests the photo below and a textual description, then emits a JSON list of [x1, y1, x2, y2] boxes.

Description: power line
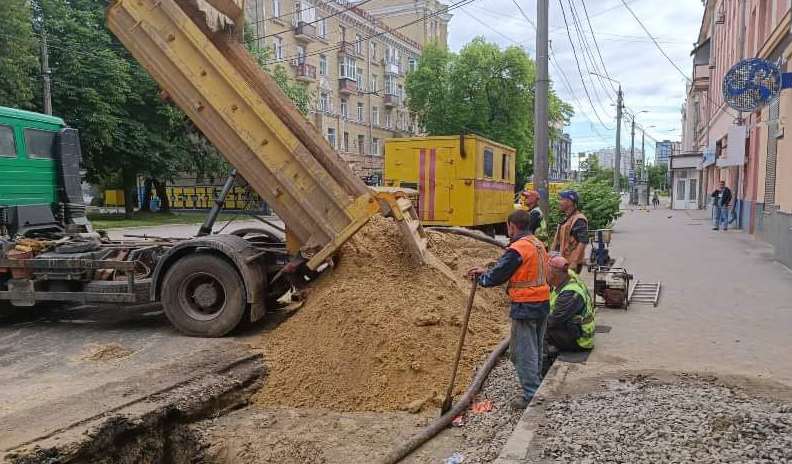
[[556, 0, 613, 131], [579, 0, 618, 94], [460, 8, 529, 50], [263, 0, 478, 66], [566, 0, 616, 110], [509, 0, 537, 30], [258, 0, 377, 40], [618, 0, 690, 82]]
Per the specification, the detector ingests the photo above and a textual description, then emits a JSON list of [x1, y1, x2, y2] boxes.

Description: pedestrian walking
[[652, 191, 660, 208], [710, 181, 732, 231], [551, 190, 589, 274], [466, 209, 550, 409]]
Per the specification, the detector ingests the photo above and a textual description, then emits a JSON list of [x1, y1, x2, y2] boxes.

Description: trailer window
[[24, 129, 56, 159], [0, 125, 16, 157], [483, 148, 494, 178], [502, 153, 510, 181]]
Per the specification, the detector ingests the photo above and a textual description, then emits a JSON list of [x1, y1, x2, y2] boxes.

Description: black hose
[[426, 227, 507, 249], [379, 336, 510, 464]]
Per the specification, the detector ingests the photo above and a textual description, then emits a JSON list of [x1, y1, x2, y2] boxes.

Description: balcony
[[382, 61, 402, 76], [338, 77, 358, 95], [693, 64, 710, 91], [383, 93, 399, 108], [294, 21, 317, 42], [294, 62, 316, 82], [338, 41, 364, 58]]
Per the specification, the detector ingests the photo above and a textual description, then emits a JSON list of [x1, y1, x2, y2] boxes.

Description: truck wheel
[[161, 253, 246, 337]]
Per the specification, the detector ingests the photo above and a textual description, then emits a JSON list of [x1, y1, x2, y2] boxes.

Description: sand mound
[[251, 217, 509, 412], [81, 343, 134, 362]]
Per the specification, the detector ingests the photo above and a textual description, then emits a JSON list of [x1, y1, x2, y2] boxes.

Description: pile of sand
[[80, 343, 134, 362], [251, 217, 509, 413]]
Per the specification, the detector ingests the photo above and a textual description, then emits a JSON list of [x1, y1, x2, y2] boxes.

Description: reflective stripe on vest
[[549, 271, 595, 349], [507, 235, 550, 303]]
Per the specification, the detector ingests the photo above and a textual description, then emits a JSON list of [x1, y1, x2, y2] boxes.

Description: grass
[[88, 211, 238, 229]]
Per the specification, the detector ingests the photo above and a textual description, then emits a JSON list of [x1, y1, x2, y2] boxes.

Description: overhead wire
[[579, 0, 618, 94], [566, 0, 616, 110], [257, 0, 377, 40]]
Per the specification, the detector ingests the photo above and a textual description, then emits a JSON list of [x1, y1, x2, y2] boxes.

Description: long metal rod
[[198, 169, 238, 236], [440, 280, 478, 415]]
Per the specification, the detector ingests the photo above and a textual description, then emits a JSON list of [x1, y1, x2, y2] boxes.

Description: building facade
[[549, 133, 572, 181], [655, 139, 681, 167], [244, 0, 449, 182], [683, 0, 792, 268], [591, 147, 644, 177]]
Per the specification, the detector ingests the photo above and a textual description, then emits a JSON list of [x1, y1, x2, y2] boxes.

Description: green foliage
[[0, 0, 39, 109], [405, 38, 573, 188], [244, 33, 311, 116], [579, 154, 626, 189], [647, 163, 668, 191], [546, 178, 622, 236]]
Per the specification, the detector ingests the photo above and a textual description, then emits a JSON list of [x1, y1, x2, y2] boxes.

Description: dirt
[[80, 343, 134, 362], [250, 217, 509, 413]]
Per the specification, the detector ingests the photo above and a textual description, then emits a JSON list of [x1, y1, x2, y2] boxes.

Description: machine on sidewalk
[[587, 229, 615, 272], [592, 266, 632, 309]]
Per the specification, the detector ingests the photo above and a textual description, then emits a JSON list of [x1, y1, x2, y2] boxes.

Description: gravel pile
[[450, 358, 524, 463], [537, 375, 792, 463]]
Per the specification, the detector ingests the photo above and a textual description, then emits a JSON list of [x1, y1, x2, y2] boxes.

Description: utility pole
[[629, 118, 635, 204], [533, 0, 550, 216], [614, 86, 623, 192], [40, 24, 52, 115]]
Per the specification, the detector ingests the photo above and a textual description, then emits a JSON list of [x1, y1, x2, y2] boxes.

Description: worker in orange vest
[[551, 190, 589, 274], [467, 209, 550, 409]]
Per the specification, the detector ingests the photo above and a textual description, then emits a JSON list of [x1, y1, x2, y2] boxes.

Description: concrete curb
[[493, 361, 574, 464]]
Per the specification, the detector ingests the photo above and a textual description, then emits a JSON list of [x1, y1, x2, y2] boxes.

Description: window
[[326, 128, 336, 148], [339, 56, 357, 80], [397, 84, 403, 99], [24, 129, 56, 159], [502, 154, 510, 180], [0, 125, 16, 157], [408, 57, 417, 72], [320, 92, 331, 113], [356, 68, 364, 90], [271, 0, 280, 17], [273, 37, 283, 60], [370, 42, 377, 60], [357, 102, 364, 122], [319, 54, 327, 76], [483, 148, 494, 177], [339, 25, 346, 41], [372, 107, 380, 125], [384, 75, 395, 95], [318, 18, 327, 38], [355, 34, 363, 54], [296, 45, 306, 64], [385, 112, 392, 128], [371, 75, 378, 93], [343, 132, 350, 152], [340, 98, 348, 118], [688, 179, 698, 201], [357, 134, 365, 154], [371, 137, 380, 155]]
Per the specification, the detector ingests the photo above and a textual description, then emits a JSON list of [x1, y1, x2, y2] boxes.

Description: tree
[[648, 163, 668, 192], [406, 38, 573, 188], [0, 0, 39, 109]]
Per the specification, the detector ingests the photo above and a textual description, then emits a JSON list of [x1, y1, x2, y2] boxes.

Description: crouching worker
[[546, 256, 595, 352], [466, 209, 550, 409]]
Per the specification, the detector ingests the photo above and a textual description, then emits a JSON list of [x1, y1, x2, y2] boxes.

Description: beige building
[[244, 0, 450, 182]]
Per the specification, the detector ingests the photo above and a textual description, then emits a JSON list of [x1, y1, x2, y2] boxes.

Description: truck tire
[[161, 253, 246, 337]]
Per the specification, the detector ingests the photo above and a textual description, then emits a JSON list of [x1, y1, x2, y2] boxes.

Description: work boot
[[510, 395, 529, 410]]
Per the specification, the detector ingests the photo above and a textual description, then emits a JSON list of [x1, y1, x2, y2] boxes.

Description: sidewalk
[[497, 206, 792, 462]]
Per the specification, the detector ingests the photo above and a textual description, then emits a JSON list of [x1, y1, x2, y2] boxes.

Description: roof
[[0, 106, 65, 127]]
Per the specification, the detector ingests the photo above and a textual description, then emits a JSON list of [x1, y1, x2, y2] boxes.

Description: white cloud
[[447, 0, 703, 162]]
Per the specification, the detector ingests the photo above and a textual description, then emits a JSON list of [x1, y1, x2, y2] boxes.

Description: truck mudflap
[[150, 234, 267, 322]]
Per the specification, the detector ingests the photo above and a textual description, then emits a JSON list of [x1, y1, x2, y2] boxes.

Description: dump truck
[[384, 135, 517, 235], [0, 0, 426, 337]]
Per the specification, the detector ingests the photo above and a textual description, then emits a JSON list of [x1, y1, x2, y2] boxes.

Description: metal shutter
[[764, 97, 779, 210]]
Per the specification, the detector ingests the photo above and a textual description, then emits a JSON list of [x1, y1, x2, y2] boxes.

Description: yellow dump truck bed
[[384, 135, 516, 228], [107, 0, 387, 269]]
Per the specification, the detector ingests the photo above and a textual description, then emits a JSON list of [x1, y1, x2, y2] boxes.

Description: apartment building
[[244, 0, 449, 183], [655, 139, 681, 167], [549, 132, 572, 181], [361, 0, 452, 48]]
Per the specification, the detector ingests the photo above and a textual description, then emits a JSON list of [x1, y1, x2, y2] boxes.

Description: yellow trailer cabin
[[384, 135, 516, 232]]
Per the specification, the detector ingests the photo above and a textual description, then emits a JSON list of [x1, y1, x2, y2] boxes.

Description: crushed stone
[[80, 343, 134, 362], [536, 375, 792, 463], [251, 216, 509, 412]]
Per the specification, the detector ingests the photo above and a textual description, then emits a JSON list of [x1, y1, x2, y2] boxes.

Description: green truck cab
[[0, 106, 89, 236]]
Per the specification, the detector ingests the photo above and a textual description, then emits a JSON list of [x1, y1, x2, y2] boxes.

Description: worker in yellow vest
[[467, 209, 550, 409], [551, 190, 589, 273], [546, 256, 595, 351]]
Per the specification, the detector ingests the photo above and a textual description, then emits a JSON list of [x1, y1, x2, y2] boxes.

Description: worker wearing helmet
[[551, 190, 589, 274], [467, 209, 550, 410], [519, 189, 547, 241], [546, 256, 595, 352]]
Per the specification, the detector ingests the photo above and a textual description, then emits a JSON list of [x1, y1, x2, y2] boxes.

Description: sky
[[446, 0, 705, 165]]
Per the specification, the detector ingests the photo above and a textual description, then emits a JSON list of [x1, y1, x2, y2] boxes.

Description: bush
[[547, 178, 622, 237]]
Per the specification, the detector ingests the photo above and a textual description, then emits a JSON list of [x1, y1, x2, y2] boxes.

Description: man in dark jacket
[[711, 181, 732, 231]]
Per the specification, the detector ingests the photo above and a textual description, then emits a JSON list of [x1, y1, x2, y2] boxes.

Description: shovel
[[440, 279, 478, 415]]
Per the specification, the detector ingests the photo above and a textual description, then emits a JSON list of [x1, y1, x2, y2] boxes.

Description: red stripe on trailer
[[428, 148, 436, 221], [419, 149, 426, 220]]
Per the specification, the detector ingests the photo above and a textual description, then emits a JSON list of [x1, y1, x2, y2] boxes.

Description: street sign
[[722, 58, 792, 112]]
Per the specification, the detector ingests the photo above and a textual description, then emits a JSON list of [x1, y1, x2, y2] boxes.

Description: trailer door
[[418, 147, 452, 223]]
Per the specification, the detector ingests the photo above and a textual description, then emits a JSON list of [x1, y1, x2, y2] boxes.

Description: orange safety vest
[[507, 235, 551, 303], [552, 211, 588, 260]]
